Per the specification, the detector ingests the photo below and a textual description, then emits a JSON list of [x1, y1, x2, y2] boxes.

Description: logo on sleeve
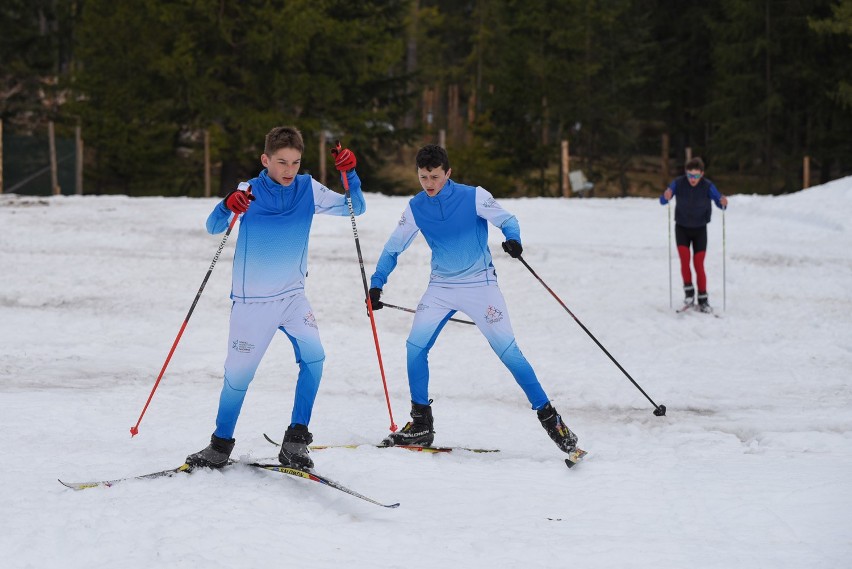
[[482, 197, 498, 208], [399, 213, 407, 226]]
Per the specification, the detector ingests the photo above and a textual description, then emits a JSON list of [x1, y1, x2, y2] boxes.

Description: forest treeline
[[2, 0, 851, 197]]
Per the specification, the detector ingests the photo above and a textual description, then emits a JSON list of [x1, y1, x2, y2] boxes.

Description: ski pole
[[668, 203, 673, 308], [336, 148, 397, 432], [722, 208, 726, 311], [516, 255, 667, 416], [382, 301, 475, 326], [130, 185, 250, 436]]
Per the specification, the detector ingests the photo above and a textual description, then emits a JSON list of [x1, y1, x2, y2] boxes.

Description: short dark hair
[[265, 126, 304, 155], [415, 144, 450, 171], [685, 157, 705, 171]]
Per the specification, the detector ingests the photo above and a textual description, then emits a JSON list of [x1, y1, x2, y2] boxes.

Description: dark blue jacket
[[660, 176, 725, 228]]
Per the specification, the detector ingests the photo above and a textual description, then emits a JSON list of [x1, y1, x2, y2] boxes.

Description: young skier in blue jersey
[[187, 126, 363, 470], [660, 157, 728, 312], [367, 144, 578, 455]]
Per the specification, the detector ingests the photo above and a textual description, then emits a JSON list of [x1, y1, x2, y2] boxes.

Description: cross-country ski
[[59, 461, 399, 508]]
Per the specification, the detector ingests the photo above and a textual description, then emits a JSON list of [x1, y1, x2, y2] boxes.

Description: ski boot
[[537, 403, 578, 453], [278, 424, 314, 470], [683, 284, 695, 307], [697, 292, 713, 313], [381, 401, 435, 447], [186, 433, 235, 468]]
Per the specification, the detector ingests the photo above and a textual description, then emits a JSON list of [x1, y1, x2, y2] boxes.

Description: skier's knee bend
[[223, 373, 252, 392], [497, 339, 525, 364]]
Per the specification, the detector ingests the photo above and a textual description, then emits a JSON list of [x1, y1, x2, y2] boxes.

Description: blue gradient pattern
[[208, 169, 365, 302], [371, 182, 520, 289]]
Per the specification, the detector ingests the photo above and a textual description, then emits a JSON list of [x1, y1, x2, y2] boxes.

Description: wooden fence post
[[203, 129, 211, 197], [0, 119, 4, 194], [75, 123, 83, 195], [803, 155, 810, 189], [49, 121, 60, 195], [561, 139, 570, 197], [661, 133, 670, 187], [319, 130, 327, 187]]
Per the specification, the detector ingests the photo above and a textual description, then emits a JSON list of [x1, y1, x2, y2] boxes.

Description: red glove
[[224, 185, 254, 214], [331, 141, 357, 172]]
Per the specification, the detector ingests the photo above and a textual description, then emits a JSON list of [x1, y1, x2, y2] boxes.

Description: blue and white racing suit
[[206, 169, 365, 438], [370, 180, 549, 410]]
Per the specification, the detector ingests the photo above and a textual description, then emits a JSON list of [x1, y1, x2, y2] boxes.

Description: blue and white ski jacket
[[207, 169, 365, 303], [370, 180, 520, 289]]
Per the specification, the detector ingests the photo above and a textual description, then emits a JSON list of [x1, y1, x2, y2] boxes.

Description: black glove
[[368, 287, 384, 311], [501, 239, 523, 258]]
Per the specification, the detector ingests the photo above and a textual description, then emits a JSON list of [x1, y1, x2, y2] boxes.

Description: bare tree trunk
[[404, 1, 418, 132]]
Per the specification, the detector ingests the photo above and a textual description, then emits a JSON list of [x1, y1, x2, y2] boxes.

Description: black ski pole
[[516, 255, 666, 417], [382, 301, 475, 326]]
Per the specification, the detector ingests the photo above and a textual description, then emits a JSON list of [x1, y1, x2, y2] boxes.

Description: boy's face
[[261, 147, 302, 187], [686, 169, 703, 187], [417, 166, 451, 197]]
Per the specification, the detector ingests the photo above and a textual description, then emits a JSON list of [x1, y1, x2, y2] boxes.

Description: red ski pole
[[130, 186, 249, 436], [335, 145, 397, 432]]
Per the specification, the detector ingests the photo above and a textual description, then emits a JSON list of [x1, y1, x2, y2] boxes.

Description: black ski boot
[[278, 424, 314, 470], [381, 401, 435, 447], [683, 284, 695, 306], [186, 433, 235, 468], [697, 292, 712, 313], [537, 403, 578, 453]]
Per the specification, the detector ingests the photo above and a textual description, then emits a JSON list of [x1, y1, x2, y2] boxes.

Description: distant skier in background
[[186, 126, 364, 470], [367, 144, 579, 456], [660, 156, 728, 312]]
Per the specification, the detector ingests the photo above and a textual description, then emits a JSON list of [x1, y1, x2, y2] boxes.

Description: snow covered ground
[[1, 177, 851, 568]]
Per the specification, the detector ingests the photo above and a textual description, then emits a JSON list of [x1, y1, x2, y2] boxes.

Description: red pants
[[678, 247, 706, 292], [675, 224, 708, 292]]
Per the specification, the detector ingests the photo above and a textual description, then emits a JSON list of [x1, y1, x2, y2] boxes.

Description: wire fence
[[2, 130, 77, 195]]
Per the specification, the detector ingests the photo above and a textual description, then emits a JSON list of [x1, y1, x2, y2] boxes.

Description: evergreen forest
[[2, 0, 851, 197]]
